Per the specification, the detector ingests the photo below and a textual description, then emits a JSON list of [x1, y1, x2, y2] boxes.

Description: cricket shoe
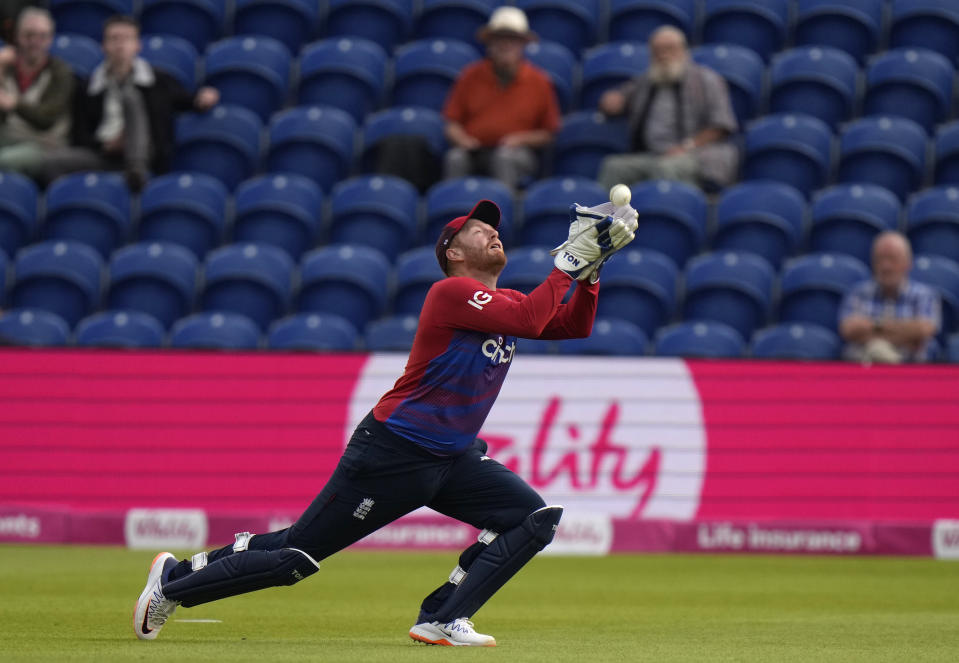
[[133, 552, 180, 640], [409, 618, 496, 646]]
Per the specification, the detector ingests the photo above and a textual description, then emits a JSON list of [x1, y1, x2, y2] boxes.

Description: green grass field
[[0, 545, 956, 662]]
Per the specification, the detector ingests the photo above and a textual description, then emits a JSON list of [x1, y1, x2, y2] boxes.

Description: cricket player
[[134, 198, 638, 646]]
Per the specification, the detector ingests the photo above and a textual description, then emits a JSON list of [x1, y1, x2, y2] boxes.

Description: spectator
[[839, 231, 941, 364], [0, 7, 73, 179], [0, 0, 37, 43], [596, 25, 738, 192], [42, 15, 218, 190]]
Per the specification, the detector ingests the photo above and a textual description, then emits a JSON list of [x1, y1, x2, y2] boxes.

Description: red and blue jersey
[[373, 269, 598, 455]]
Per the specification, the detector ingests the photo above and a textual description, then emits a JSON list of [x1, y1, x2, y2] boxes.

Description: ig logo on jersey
[[467, 290, 492, 311]]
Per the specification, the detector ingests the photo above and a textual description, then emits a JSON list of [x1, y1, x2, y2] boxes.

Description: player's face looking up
[[447, 218, 506, 276]]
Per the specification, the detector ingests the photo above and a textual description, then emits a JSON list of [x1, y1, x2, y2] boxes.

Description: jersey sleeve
[[535, 279, 600, 340]]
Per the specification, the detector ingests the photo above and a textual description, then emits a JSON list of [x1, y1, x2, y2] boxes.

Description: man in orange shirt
[[442, 6, 560, 190]]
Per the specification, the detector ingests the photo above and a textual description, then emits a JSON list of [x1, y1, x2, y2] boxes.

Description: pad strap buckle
[[233, 531, 253, 553], [191, 551, 208, 571]]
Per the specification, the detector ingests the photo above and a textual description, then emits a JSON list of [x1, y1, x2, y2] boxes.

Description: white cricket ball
[[609, 183, 631, 207]]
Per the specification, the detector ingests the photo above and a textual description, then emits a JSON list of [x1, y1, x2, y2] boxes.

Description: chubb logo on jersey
[[482, 336, 515, 365]]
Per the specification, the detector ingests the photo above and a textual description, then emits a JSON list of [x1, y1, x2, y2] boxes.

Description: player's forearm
[[535, 280, 599, 340]]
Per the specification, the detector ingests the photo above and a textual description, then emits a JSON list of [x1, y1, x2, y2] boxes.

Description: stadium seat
[[140, 0, 225, 52], [742, 113, 834, 198], [911, 254, 959, 338], [297, 245, 392, 331], [422, 177, 514, 247], [10, 240, 103, 327], [778, 252, 870, 331], [232, 174, 323, 260], [200, 243, 295, 331], [905, 186, 959, 262], [296, 38, 389, 124], [414, 0, 498, 47], [552, 111, 630, 179], [516, 0, 600, 55], [682, 251, 776, 340], [141, 34, 198, 91], [172, 105, 263, 191], [837, 116, 928, 202], [768, 46, 859, 130], [202, 36, 292, 123], [691, 43, 765, 126], [653, 320, 746, 358], [49, 0, 132, 41], [701, 0, 789, 62], [138, 172, 229, 259], [267, 313, 359, 351], [862, 48, 954, 134], [713, 180, 807, 269], [328, 175, 419, 262], [74, 310, 166, 348], [325, 0, 413, 54], [497, 246, 553, 294], [519, 176, 607, 248], [524, 40, 577, 113], [934, 121, 959, 186], [265, 105, 356, 193], [364, 314, 419, 352], [750, 322, 842, 360], [0, 309, 71, 347], [594, 247, 679, 337], [557, 318, 648, 355], [360, 106, 446, 175], [808, 184, 901, 266], [0, 248, 6, 295], [49, 32, 102, 78], [948, 333, 959, 362], [631, 179, 708, 268], [392, 246, 446, 316], [889, 0, 959, 66], [107, 241, 198, 329], [0, 172, 38, 259], [42, 172, 131, 259], [391, 38, 480, 112], [793, 0, 883, 64], [233, 0, 318, 53], [579, 42, 649, 111], [608, 0, 696, 43], [169, 311, 261, 349]]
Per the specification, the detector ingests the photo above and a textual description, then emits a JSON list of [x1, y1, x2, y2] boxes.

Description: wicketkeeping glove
[[551, 202, 638, 282]]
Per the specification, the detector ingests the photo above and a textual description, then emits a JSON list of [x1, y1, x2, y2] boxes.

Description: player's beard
[[649, 57, 688, 85], [463, 242, 507, 275]]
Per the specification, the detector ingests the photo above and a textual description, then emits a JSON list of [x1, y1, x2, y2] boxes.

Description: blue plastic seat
[[49, 32, 102, 78], [948, 333, 959, 362], [808, 184, 901, 265], [524, 40, 577, 113], [391, 38, 480, 112], [325, 0, 413, 54], [169, 311, 261, 349], [742, 113, 834, 198], [296, 37, 389, 124], [498, 246, 553, 294], [906, 186, 959, 262], [140, 0, 225, 52], [631, 179, 708, 268], [364, 314, 419, 352], [414, 0, 498, 47], [267, 313, 359, 351], [297, 245, 391, 331], [701, 0, 789, 62], [422, 177, 514, 247], [608, 0, 696, 43], [751, 322, 842, 360], [172, 105, 262, 191], [911, 254, 959, 337], [10, 240, 103, 327], [863, 48, 954, 134], [360, 106, 446, 174], [793, 0, 883, 64], [934, 121, 959, 186], [328, 175, 419, 262], [682, 251, 776, 340], [0, 248, 6, 295], [233, 174, 322, 260], [49, 0, 133, 40], [200, 243, 294, 331], [516, 0, 600, 55], [779, 252, 870, 331], [713, 181, 806, 269], [0, 309, 71, 347], [768, 46, 859, 130], [691, 43, 765, 126], [889, 0, 959, 66], [203, 36, 292, 123], [265, 105, 355, 193], [654, 320, 746, 358], [141, 34, 198, 91], [43, 172, 131, 259], [0, 172, 38, 259], [138, 173, 228, 259], [233, 0, 318, 53], [552, 111, 630, 179], [558, 318, 648, 355], [837, 116, 928, 202], [107, 241, 198, 329], [392, 246, 446, 316], [75, 310, 166, 348], [519, 176, 606, 247], [595, 248, 679, 337], [579, 42, 649, 111]]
